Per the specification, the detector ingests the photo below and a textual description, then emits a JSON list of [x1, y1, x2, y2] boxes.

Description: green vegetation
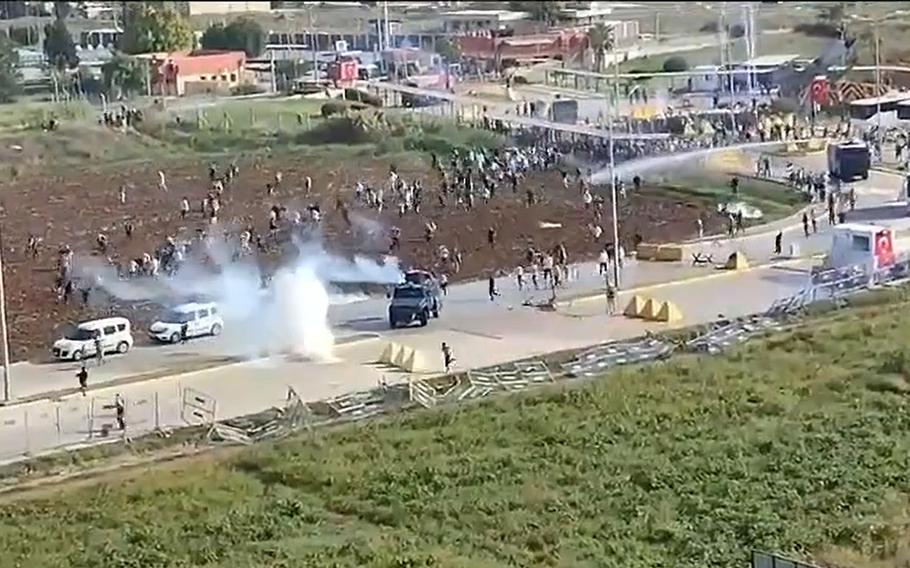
[[42, 17, 77, 71], [0, 36, 21, 103], [120, 2, 194, 55], [651, 173, 805, 223], [200, 18, 266, 58], [4, 294, 910, 566]]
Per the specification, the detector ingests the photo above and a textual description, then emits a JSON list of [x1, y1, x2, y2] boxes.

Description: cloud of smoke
[[74, 232, 401, 361]]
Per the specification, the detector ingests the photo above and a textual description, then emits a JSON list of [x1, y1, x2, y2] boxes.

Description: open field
[[0, 101, 734, 361], [3, 290, 910, 567]]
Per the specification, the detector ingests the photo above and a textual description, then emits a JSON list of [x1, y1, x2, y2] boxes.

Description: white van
[[52, 317, 133, 361], [149, 302, 223, 343]]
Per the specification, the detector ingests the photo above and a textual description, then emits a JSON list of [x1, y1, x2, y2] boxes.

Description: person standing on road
[[94, 333, 104, 366], [114, 394, 126, 431], [180, 322, 189, 344], [802, 212, 810, 238], [488, 275, 499, 302], [442, 342, 455, 374], [696, 217, 704, 239], [439, 273, 448, 296], [77, 363, 88, 396], [774, 231, 783, 256], [515, 265, 525, 291], [606, 282, 616, 315]]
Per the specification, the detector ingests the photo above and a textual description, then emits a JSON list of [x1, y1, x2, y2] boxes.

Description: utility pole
[[608, 45, 621, 289], [0, 228, 11, 403]]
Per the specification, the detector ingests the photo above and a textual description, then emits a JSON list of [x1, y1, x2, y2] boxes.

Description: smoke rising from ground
[[74, 234, 401, 360]]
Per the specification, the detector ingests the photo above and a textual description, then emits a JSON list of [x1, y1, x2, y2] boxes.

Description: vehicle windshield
[[393, 287, 425, 299], [64, 326, 96, 341], [159, 310, 194, 324]]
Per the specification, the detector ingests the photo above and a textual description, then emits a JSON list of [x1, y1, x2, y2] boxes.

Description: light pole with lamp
[[607, 34, 621, 290]]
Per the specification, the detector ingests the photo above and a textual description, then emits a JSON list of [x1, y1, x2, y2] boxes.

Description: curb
[[555, 256, 818, 309], [0, 332, 381, 409]]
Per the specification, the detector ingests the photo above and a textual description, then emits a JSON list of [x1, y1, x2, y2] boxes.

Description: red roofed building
[[147, 50, 248, 96]]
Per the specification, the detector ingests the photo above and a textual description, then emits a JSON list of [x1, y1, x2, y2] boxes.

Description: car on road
[[389, 283, 441, 328], [149, 302, 223, 343], [52, 317, 133, 361]]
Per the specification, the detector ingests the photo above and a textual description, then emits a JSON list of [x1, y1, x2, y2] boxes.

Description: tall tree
[[435, 37, 461, 62], [120, 3, 194, 54], [200, 18, 265, 57], [101, 54, 146, 98], [53, 1, 72, 20], [587, 23, 614, 73], [43, 18, 78, 70], [0, 36, 21, 103], [508, 1, 566, 25]]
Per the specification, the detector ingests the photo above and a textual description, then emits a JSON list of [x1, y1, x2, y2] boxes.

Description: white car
[[52, 317, 133, 361], [149, 302, 223, 343]]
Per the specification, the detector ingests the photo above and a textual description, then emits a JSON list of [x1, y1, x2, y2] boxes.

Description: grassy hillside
[[2, 293, 910, 567]]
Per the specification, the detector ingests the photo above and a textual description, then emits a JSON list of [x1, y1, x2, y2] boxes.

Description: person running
[[439, 273, 448, 296], [441, 342, 455, 373], [77, 363, 88, 396]]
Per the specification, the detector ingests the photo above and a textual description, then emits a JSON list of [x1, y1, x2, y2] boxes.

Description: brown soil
[[0, 143, 726, 362]]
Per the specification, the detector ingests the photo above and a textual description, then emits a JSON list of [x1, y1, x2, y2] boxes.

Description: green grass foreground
[[4, 298, 910, 567]]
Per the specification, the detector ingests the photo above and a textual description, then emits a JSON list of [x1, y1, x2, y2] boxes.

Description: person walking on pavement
[[180, 321, 189, 344], [774, 230, 783, 256], [93, 333, 104, 366], [810, 209, 818, 234], [802, 212, 810, 238], [114, 393, 126, 431], [77, 363, 88, 396], [439, 273, 448, 296], [441, 342, 455, 373]]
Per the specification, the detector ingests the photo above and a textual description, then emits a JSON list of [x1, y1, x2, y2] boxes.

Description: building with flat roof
[[439, 9, 530, 33], [177, 2, 271, 16]]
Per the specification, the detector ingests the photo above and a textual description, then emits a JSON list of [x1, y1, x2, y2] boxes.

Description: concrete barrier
[[624, 294, 648, 317], [655, 301, 683, 322], [636, 243, 659, 261], [655, 245, 684, 262], [724, 251, 750, 271]]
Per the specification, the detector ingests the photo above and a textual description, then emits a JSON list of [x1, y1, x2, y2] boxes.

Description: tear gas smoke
[[75, 236, 402, 360]]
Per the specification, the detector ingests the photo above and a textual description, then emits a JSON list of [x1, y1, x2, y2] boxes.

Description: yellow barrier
[[623, 296, 684, 323], [636, 243, 659, 261], [724, 251, 749, 271], [624, 294, 648, 317]]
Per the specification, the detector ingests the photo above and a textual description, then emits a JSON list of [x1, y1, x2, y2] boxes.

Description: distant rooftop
[[440, 9, 530, 21]]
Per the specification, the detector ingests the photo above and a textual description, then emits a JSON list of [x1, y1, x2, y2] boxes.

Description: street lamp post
[[0, 231, 10, 403], [608, 46, 621, 289]]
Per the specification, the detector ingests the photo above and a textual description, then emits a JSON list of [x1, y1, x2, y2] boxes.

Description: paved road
[[0, 148, 904, 463]]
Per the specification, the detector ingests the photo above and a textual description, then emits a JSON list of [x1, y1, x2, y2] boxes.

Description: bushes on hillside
[[343, 88, 383, 107], [662, 56, 689, 73], [794, 22, 841, 38]]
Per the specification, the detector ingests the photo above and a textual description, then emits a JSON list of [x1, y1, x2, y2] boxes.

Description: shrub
[[793, 22, 841, 38], [231, 84, 264, 96], [662, 55, 689, 73], [320, 101, 349, 118], [343, 88, 383, 107]]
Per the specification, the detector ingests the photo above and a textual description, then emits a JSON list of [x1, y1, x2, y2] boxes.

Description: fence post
[[54, 405, 62, 445], [154, 391, 160, 431], [23, 409, 29, 455], [88, 398, 94, 439]]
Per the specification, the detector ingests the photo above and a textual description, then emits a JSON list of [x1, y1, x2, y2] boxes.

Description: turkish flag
[[810, 76, 829, 105], [875, 229, 895, 269]]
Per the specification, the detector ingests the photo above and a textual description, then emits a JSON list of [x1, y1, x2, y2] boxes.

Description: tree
[[662, 55, 689, 73], [435, 37, 461, 62], [0, 36, 21, 103], [200, 18, 265, 57], [43, 18, 78, 70], [120, 3, 194, 55], [508, 1, 567, 25], [53, 1, 71, 20], [587, 23, 614, 73], [102, 54, 146, 98]]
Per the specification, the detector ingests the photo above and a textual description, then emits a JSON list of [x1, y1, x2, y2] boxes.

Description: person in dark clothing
[[114, 394, 126, 430], [77, 363, 88, 396], [488, 275, 499, 302], [774, 231, 783, 256], [180, 322, 189, 343]]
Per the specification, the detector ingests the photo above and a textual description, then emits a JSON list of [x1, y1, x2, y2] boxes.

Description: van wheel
[[170, 332, 181, 343], [116, 341, 129, 354], [210, 323, 222, 336], [73, 349, 84, 361]]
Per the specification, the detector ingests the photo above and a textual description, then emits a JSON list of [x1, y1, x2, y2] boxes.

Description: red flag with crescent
[[875, 229, 895, 268]]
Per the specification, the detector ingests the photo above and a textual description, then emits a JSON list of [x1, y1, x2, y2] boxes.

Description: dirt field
[[0, 135, 727, 362]]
